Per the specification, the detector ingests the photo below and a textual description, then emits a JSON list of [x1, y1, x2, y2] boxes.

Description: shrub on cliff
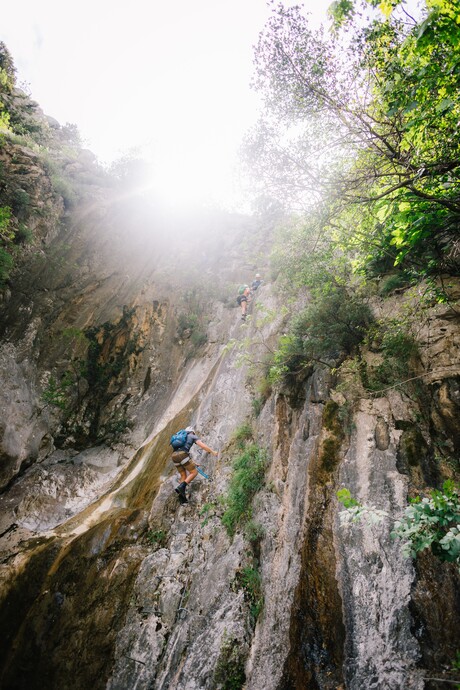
[[338, 481, 460, 571], [269, 287, 373, 383], [0, 205, 13, 284], [0, 42, 16, 92], [0, 246, 13, 284], [221, 443, 266, 537]]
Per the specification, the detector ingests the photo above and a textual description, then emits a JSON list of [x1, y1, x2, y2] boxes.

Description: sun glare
[[2, 0, 329, 211], [146, 144, 239, 209]]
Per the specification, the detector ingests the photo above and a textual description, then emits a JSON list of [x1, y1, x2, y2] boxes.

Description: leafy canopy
[[245, 0, 460, 277]]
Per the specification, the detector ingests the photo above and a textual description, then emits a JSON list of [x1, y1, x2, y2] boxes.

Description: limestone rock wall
[[0, 276, 458, 690], [0, 123, 459, 688], [0, 128, 260, 498]]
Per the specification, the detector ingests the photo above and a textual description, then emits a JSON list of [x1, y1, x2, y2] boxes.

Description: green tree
[[245, 0, 460, 277]]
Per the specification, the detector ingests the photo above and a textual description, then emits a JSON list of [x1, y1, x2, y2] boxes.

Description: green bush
[[293, 289, 373, 357], [0, 246, 13, 284], [233, 422, 253, 449], [269, 288, 373, 384], [0, 110, 11, 135], [244, 520, 265, 544], [41, 352, 87, 414], [177, 311, 199, 335], [199, 500, 220, 527], [146, 529, 167, 548], [221, 444, 266, 537], [51, 173, 77, 209], [380, 326, 419, 361], [0, 205, 12, 240], [338, 481, 460, 571], [364, 320, 419, 392], [14, 223, 33, 244], [12, 188, 30, 215], [0, 42, 16, 91], [251, 397, 263, 417], [392, 480, 460, 569], [177, 306, 207, 350], [379, 273, 412, 296], [101, 416, 132, 440], [42, 373, 75, 411], [0, 205, 35, 283], [213, 634, 246, 690], [190, 329, 207, 348], [236, 565, 264, 624]]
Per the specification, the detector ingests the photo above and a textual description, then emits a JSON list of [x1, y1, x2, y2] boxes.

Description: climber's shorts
[[171, 450, 195, 471], [236, 295, 248, 305]]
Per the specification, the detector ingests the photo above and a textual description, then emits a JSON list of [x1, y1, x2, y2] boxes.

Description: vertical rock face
[[1, 273, 458, 690], [2, 59, 459, 690], [336, 402, 422, 690], [0, 142, 65, 245], [246, 385, 327, 690], [0, 144, 459, 688], [0, 137, 259, 495], [278, 393, 346, 690]]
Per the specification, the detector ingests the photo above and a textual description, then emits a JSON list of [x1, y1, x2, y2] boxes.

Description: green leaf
[[337, 488, 360, 508], [436, 97, 455, 113]]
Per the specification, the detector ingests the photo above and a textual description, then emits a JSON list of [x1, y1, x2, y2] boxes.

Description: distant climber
[[236, 285, 251, 321], [170, 426, 218, 504], [251, 273, 263, 292]]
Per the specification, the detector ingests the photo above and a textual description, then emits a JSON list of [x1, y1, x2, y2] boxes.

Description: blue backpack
[[170, 429, 188, 450]]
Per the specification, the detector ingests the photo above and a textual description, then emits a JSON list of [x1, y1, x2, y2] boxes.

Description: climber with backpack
[[236, 285, 251, 321], [251, 273, 263, 292], [170, 426, 218, 504]]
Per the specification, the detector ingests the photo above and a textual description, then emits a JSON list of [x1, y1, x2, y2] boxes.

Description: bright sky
[[2, 1, 331, 209]]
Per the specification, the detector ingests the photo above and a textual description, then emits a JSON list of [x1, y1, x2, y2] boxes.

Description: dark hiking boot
[[175, 482, 188, 504], [175, 481, 187, 497]]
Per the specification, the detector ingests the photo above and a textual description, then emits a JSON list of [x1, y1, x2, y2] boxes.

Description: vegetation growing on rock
[[221, 427, 266, 538], [0, 4, 459, 689]]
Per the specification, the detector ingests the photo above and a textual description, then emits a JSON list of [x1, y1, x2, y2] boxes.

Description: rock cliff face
[[0, 101, 459, 690]]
